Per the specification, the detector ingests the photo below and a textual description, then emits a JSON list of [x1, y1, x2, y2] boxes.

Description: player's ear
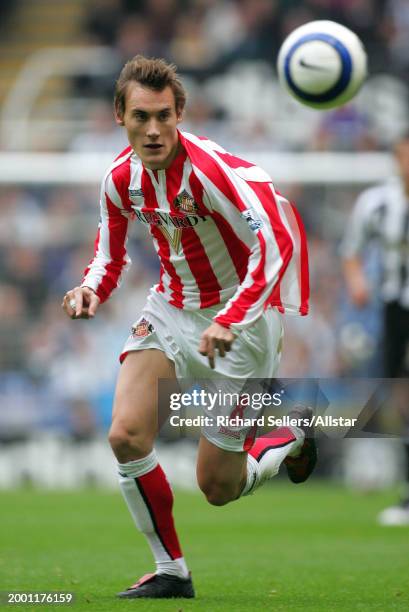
[[114, 103, 125, 126], [176, 106, 184, 124]]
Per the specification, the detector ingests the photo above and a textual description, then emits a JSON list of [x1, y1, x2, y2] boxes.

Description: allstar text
[[169, 415, 358, 428]]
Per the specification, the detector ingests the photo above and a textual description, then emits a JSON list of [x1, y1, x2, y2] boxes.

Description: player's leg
[[108, 349, 194, 598], [196, 408, 312, 506], [378, 303, 409, 525], [383, 301, 407, 379], [196, 437, 248, 506], [109, 349, 168, 461], [196, 311, 316, 504]]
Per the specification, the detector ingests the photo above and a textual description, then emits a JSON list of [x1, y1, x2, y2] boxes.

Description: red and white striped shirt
[[82, 131, 309, 331]]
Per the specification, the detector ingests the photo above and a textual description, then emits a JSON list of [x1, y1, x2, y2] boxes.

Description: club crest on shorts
[[131, 317, 154, 338], [174, 189, 198, 214], [218, 425, 241, 439], [241, 207, 263, 231]]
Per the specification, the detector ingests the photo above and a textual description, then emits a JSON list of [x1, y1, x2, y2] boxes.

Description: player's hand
[[349, 279, 370, 308], [343, 258, 370, 308], [62, 286, 100, 320], [199, 322, 235, 369]]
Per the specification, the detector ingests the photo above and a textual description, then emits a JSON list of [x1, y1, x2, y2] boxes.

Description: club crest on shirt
[[174, 189, 198, 214], [131, 317, 154, 338], [241, 207, 263, 231]]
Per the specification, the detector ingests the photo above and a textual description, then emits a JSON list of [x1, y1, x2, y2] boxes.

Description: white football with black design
[[277, 20, 367, 110]]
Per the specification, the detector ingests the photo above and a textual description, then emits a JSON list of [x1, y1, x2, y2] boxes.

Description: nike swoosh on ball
[[299, 58, 331, 71]]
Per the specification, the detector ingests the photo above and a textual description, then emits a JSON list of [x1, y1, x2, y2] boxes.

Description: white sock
[[287, 426, 305, 457], [117, 450, 188, 579], [241, 454, 261, 497], [256, 436, 303, 486], [241, 428, 304, 497]]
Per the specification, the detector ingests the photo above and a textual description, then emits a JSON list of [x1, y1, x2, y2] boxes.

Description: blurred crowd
[[68, 0, 409, 154], [1, 0, 405, 441], [2, 0, 408, 153], [80, 0, 404, 79]]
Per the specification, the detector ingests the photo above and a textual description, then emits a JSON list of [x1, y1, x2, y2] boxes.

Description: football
[[277, 20, 367, 110]]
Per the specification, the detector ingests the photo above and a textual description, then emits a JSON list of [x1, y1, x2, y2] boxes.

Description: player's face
[[117, 83, 183, 170], [395, 139, 409, 188]]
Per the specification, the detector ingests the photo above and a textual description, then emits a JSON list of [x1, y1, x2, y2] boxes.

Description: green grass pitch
[[1, 483, 408, 611]]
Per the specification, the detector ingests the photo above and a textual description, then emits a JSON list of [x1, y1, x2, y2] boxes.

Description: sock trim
[[134, 476, 176, 561], [117, 450, 158, 478]]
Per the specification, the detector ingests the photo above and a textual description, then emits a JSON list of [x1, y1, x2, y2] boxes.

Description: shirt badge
[[241, 207, 263, 231], [174, 189, 198, 214]]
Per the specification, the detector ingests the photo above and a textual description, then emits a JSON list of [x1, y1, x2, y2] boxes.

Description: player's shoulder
[[113, 145, 133, 162], [105, 146, 134, 180], [104, 146, 138, 187], [180, 131, 272, 184], [100, 146, 139, 207], [355, 181, 394, 213]]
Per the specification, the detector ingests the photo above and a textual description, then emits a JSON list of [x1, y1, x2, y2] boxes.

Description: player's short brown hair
[[114, 55, 187, 118]]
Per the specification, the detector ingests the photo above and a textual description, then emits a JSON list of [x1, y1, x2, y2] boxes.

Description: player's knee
[[199, 480, 235, 507], [108, 424, 152, 461]]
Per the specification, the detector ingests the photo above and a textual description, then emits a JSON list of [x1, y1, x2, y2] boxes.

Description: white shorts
[[120, 289, 283, 452]]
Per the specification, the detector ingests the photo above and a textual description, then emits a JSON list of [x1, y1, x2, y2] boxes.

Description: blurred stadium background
[[0, 0, 408, 491]]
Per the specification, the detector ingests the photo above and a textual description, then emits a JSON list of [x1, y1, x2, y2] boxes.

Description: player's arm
[[199, 176, 299, 366], [340, 188, 376, 308], [62, 174, 131, 320], [342, 256, 370, 308], [212, 182, 297, 332]]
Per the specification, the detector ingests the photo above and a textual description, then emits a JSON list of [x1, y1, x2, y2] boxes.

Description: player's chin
[[141, 150, 167, 168]]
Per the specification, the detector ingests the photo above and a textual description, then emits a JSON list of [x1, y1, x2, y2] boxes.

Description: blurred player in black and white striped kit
[[342, 132, 409, 525]]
